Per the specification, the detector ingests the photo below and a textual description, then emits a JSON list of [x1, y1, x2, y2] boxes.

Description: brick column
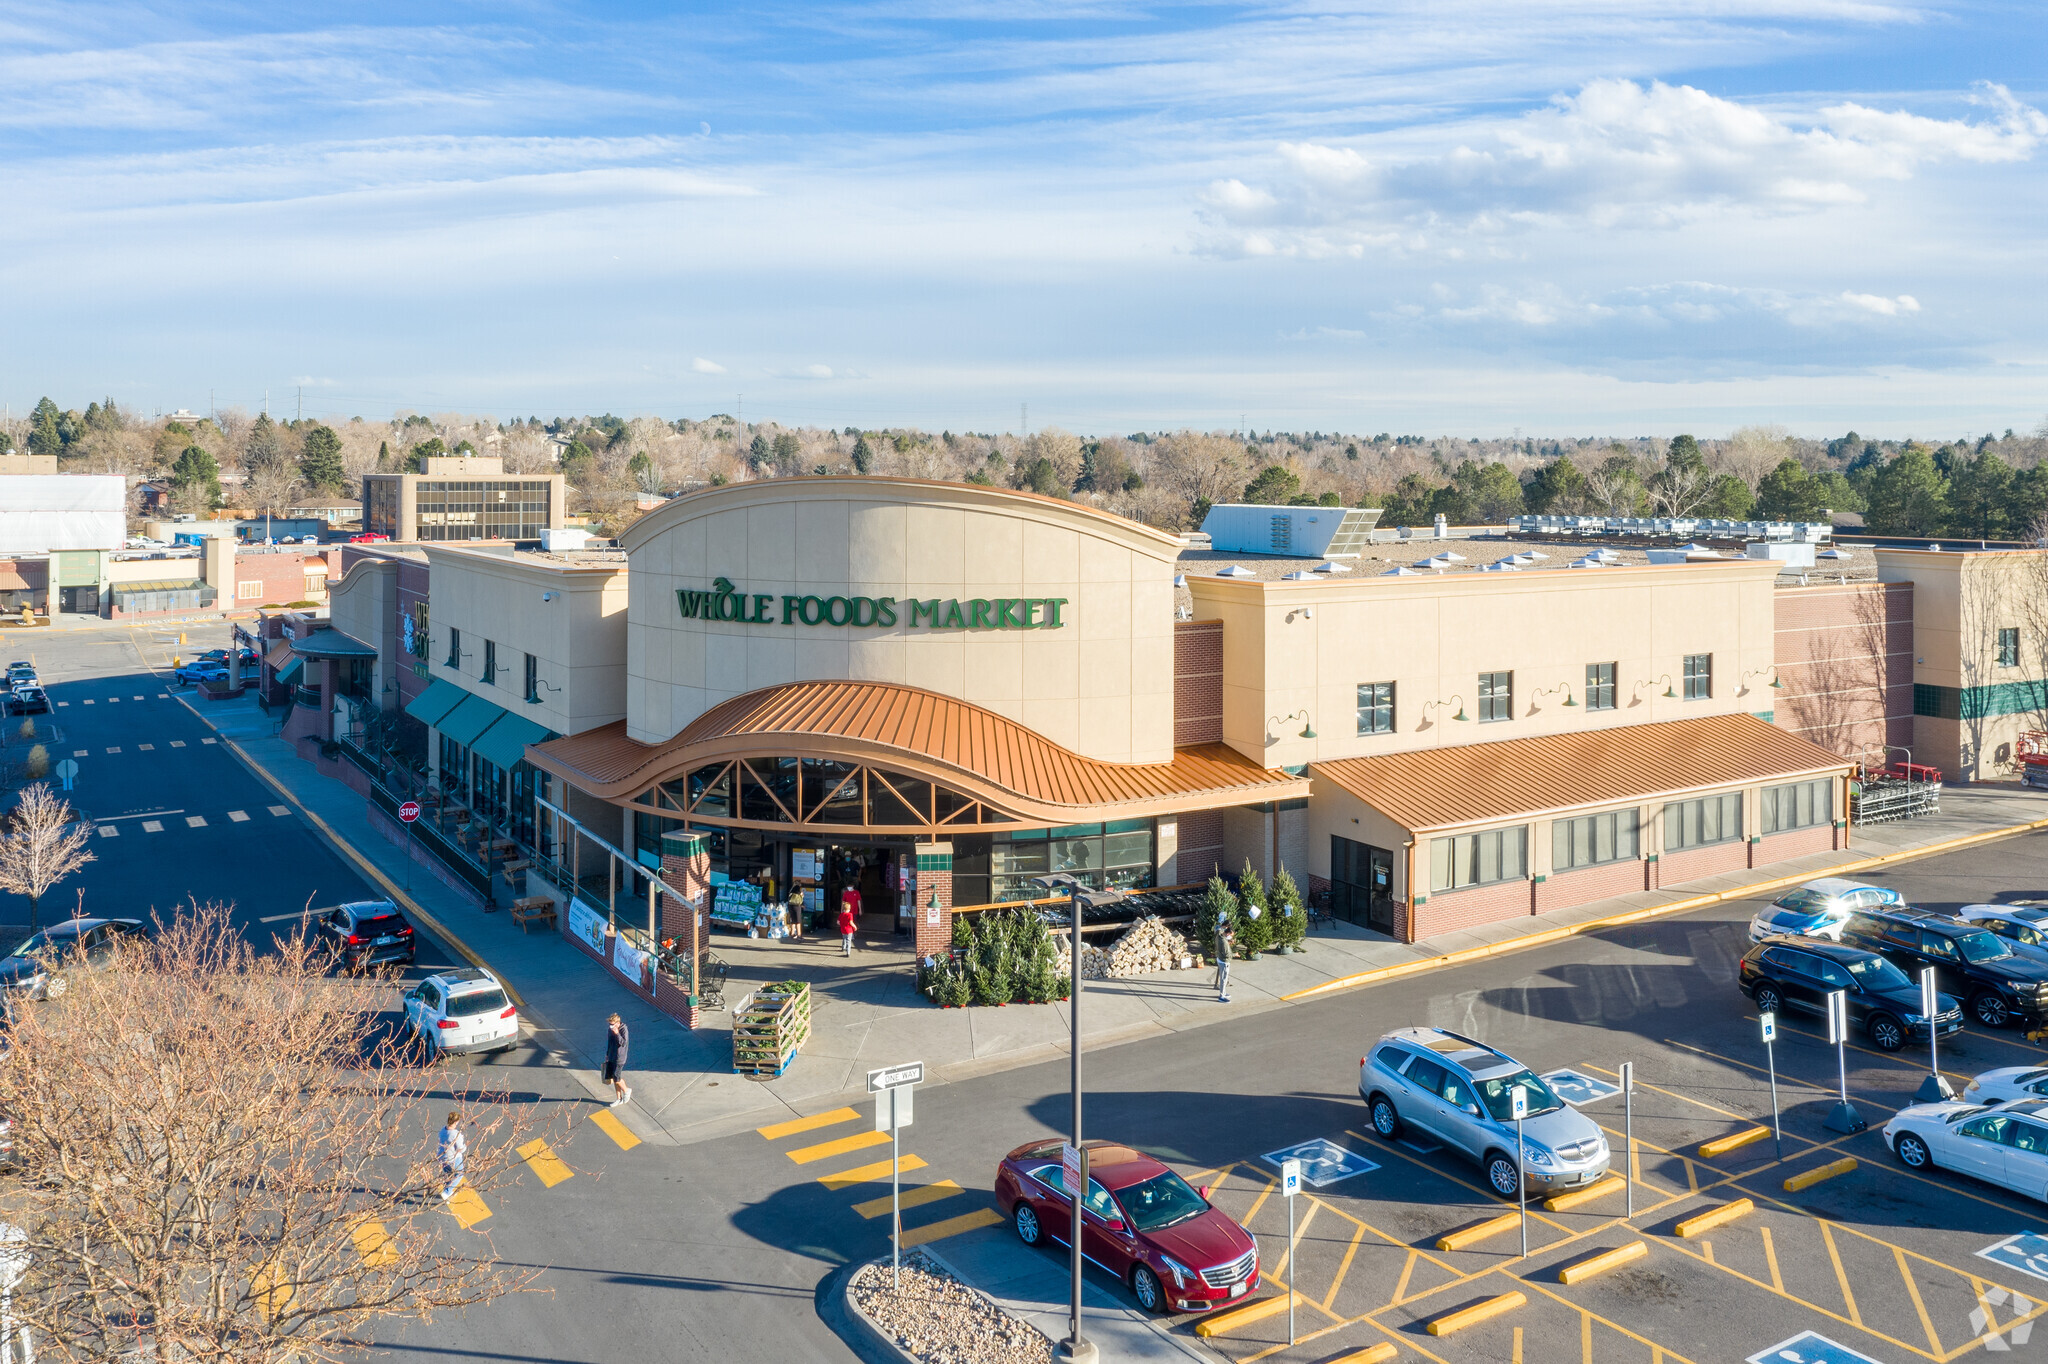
[[911, 842, 954, 960], [659, 830, 713, 1029]]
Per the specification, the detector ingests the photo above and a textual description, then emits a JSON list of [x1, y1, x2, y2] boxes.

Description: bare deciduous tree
[[1715, 424, 1793, 492], [244, 462, 305, 537], [0, 903, 545, 1364], [1148, 431, 1247, 528], [0, 782, 94, 930]]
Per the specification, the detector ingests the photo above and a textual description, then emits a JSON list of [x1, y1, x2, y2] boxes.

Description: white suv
[[402, 968, 520, 1058]]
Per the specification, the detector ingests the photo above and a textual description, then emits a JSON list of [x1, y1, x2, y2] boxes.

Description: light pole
[[1031, 873, 1124, 1364]]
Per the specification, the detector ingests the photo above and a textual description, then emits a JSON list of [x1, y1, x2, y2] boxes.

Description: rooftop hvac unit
[[1198, 504, 1382, 558]]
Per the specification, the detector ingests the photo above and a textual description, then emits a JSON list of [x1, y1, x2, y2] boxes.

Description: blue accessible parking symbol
[[1980, 1231, 2048, 1284], [1541, 1069, 1622, 1106], [1261, 1138, 1378, 1188], [1746, 1330, 1888, 1364]]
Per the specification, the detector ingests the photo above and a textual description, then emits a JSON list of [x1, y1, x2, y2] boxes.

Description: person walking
[[1214, 922, 1235, 1004], [837, 891, 859, 957], [604, 1013, 631, 1107], [786, 889, 806, 942], [437, 1111, 467, 1202]]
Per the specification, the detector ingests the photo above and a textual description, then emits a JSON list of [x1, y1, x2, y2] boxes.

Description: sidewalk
[[924, 1234, 1221, 1363], [178, 681, 2048, 1147]]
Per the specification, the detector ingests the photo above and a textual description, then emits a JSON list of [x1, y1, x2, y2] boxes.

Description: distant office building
[[359, 456, 566, 543]]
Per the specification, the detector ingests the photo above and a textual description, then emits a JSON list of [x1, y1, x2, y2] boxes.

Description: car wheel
[[1895, 1132, 1932, 1170], [1754, 984, 1783, 1017], [1972, 991, 2012, 1028], [43, 975, 66, 1000], [1131, 1264, 1165, 1314], [1371, 1096, 1402, 1139], [1014, 1202, 1042, 1246], [1868, 1013, 1905, 1052], [1485, 1152, 1521, 1199]]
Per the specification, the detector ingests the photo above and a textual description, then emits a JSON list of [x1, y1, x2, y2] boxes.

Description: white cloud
[[691, 357, 727, 374], [1840, 292, 1920, 316]]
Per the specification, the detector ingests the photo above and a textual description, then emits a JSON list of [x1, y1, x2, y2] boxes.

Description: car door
[[1760, 948, 1823, 1015], [1944, 1114, 2012, 1187], [2004, 1119, 2048, 1202], [415, 982, 442, 1037], [1916, 930, 1969, 999], [1810, 958, 1864, 1028], [1434, 1066, 1488, 1157], [1396, 1056, 1452, 1142], [1080, 1178, 1133, 1274], [1021, 1164, 1073, 1243]]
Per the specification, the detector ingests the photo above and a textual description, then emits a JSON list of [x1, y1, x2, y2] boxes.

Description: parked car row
[[5, 661, 46, 716]]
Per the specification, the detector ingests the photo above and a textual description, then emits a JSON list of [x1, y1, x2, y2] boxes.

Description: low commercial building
[[359, 455, 566, 543]]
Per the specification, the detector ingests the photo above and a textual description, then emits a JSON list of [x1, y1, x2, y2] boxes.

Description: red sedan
[[995, 1139, 1259, 1315]]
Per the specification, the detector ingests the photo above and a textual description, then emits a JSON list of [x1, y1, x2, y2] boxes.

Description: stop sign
[[398, 801, 421, 823]]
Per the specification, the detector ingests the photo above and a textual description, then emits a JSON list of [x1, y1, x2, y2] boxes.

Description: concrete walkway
[[174, 679, 2048, 1148], [924, 1234, 1222, 1363]]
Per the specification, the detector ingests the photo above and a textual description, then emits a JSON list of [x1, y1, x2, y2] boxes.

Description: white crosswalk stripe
[[169, 740, 186, 748], [268, 805, 290, 816], [227, 810, 249, 822], [138, 743, 154, 751], [185, 816, 206, 828], [105, 747, 120, 755], [96, 826, 117, 838], [72, 749, 86, 757], [141, 820, 163, 832], [201, 738, 218, 745]]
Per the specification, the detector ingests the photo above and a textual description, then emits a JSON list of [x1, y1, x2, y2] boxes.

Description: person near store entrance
[[838, 884, 860, 956], [1214, 921, 1235, 1004], [786, 888, 806, 942]]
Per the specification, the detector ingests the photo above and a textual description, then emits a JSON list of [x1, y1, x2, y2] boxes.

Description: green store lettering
[[675, 576, 1066, 631]]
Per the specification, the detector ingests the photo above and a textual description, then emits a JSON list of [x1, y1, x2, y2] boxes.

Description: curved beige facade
[[618, 477, 1182, 762]]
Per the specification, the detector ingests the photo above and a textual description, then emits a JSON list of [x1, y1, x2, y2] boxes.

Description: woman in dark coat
[[604, 1013, 630, 1106]]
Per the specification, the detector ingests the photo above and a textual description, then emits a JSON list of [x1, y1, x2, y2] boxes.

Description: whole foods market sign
[[677, 577, 1068, 630]]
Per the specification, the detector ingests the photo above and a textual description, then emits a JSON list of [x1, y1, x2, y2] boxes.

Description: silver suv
[[1358, 1027, 1610, 1198]]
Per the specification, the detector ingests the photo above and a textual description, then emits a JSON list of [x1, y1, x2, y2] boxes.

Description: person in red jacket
[[837, 886, 860, 957]]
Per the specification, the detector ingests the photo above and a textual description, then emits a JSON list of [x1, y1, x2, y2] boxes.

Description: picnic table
[[510, 896, 557, 932]]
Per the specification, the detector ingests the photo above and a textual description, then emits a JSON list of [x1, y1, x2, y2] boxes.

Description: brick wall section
[[1655, 840, 1749, 888], [1174, 620, 1224, 746], [1534, 858, 1650, 914], [1754, 824, 1838, 867], [1773, 581, 1914, 762], [1411, 878, 1534, 939], [913, 863, 954, 959], [1176, 808, 1226, 883]]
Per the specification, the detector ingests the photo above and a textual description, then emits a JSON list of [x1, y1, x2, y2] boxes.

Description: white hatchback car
[[1746, 878, 1903, 944], [402, 967, 520, 1058], [1961, 1066, 2048, 1107], [1886, 1098, 2048, 1201]]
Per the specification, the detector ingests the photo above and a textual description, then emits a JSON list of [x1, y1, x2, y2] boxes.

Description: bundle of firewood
[[1104, 915, 1191, 979], [1055, 936, 1113, 981]]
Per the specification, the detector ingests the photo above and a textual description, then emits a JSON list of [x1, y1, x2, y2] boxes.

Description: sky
[[1, 0, 2043, 438]]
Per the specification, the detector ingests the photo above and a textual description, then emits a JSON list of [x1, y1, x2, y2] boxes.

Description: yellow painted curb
[[1545, 1175, 1626, 1211], [1558, 1241, 1647, 1284], [1784, 1157, 1859, 1192], [1330, 1345, 1399, 1364], [1698, 1126, 1772, 1158], [1194, 1293, 1291, 1338], [1436, 1211, 1521, 1250], [1426, 1290, 1526, 1337], [1675, 1198, 1753, 1238]]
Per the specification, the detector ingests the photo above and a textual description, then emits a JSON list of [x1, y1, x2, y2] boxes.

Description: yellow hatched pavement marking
[[900, 1207, 1004, 1247], [519, 1138, 574, 1188], [853, 1180, 962, 1219], [787, 1130, 892, 1165], [758, 1107, 859, 1141], [819, 1154, 929, 1190], [1893, 1245, 1941, 1357], [1323, 1225, 1369, 1310], [589, 1108, 640, 1151], [351, 1217, 397, 1268], [1818, 1220, 1861, 1325], [1761, 1226, 1785, 1293], [446, 1185, 492, 1229]]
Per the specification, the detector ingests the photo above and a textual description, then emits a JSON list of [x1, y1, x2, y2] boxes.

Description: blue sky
[[1, 1, 2042, 437]]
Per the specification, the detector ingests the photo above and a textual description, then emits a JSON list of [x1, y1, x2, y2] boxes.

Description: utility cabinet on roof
[[1199, 505, 1381, 558]]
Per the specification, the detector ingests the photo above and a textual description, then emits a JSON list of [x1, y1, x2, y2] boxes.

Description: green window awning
[[472, 710, 551, 771], [403, 678, 468, 728], [276, 656, 304, 684], [436, 693, 503, 749]]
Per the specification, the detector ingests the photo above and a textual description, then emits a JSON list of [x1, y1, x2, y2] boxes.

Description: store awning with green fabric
[[436, 693, 503, 749], [403, 678, 468, 728], [276, 656, 304, 684], [289, 629, 377, 660], [472, 710, 551, 771]]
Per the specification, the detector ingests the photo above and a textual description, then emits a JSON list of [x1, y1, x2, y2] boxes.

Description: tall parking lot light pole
[[1031, 874, 1124, 1364]]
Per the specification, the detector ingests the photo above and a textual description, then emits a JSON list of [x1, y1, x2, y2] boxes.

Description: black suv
[[1839, 907, 2048, 1029], [1738, 936, 1961, 1051], [314, 900, 417, 972]]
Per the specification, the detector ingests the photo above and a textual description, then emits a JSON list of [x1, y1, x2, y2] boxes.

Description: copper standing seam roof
[[1311, 712, 1853, 834], [523, 680, 1309, 820], [263, 639, 295, 669]]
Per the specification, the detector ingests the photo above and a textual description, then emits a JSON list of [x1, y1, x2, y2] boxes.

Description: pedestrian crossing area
[[69, 741, 215, 755], [97, 806, 293, 836], [57, 693, 171, 706], [756, 1106, 1004, 1249]]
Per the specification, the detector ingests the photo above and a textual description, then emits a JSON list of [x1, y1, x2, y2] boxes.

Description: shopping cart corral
[[2017, 732, 2048, 790], [1850, 753, 1942, 823]]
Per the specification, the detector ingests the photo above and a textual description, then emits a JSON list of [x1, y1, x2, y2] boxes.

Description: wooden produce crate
[[732, 980, 812, 1077]]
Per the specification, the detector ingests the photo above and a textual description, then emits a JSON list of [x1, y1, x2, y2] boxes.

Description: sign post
[[398, 800, 421, 893], [1761, 1012, 1782, 1158], [1916, 966, 1955, 1103], [1512, 1085, 1529, 1259], [1823, 991, 1866, 1134], [868, 1062, 923, 1288], [1619, 1061, 1635, 1219], [53, 758, 77, 793], [1281, 1158, 1302, 1344]]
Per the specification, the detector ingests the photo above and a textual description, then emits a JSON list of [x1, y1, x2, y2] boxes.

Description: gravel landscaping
[[850, 1250, 1054, 1364]]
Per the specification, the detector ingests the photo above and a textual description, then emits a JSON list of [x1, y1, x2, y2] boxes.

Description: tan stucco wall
[[424, 547, 628, 736], [329, 559, 397, 708], [1191, 559, 1782, 769], [618, 478, 1182, 762]]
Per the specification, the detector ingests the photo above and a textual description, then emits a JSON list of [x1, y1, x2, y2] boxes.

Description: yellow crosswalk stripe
[[351, 1217, 398, 1267], [590, 1108, 641, 1151], [519, 1138, 574, 1188], [446, 1186, 492, 1229], [853, 1180, 963, 1220], [758, 1107, 860, 1141], [900, 1207, 1004, 1247], [787, 1130, 892, 1165], [819, 1154, 928, 1190]]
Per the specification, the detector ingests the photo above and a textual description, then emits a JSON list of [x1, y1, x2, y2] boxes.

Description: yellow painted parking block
[[1330, 1346, 1398, 1364], [1675, 1198, 1753, 1239], [899, 1207, 1004, 1248], [758, 1107, 859, 1141], [519, 1138, 574, 1188], [1698, 1126, 1771, 1158], [787, 1130, 893, 1165], [1558, 1241, 1647, 1284], [445, 1186, 492, 1229], [854, 1180, 964, 1220], [1195, 1294, 1291, 1339], [589, 1108, 641, 1151], [1784, 1157, 1858, 1192], [1426, 1290, 1525, 1337], [351, 1217, 398, 1268], [1545, 1175, 1625, 1212], [819, 1154, 929, 1191], [1436, 1211, 1520, 1251]]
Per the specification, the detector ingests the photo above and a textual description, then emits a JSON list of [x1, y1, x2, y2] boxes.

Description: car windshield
[[1956, 930, 2014, 963], [448, 988, 508, 1017], [1477, 1070, 1564, 1121], [1773, 889, 1831, 914], [1113, 1170, 1209, 1232], [1844, 954, 1911, 991], [6, 932, 53, 959]]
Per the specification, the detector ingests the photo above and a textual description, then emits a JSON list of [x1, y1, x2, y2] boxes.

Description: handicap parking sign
[[1261, 1138, 1378, 1188], [1980, 1231, 2048, 1284], [1541, 1069, 1623, 1107], [1745, 1330, 1887, 1364]]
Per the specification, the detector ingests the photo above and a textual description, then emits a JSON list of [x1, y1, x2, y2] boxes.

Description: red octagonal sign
[[398, 801, 421, 823]]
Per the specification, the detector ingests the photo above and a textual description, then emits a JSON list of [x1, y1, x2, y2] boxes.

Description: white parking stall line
[[105, 747, 121, 755], [156, 692, 168, 699], [137, 743, 154, 751], [132, 695, 143, 701], [185, 815, 207, 828], [107, 697, 119, 704], [96, 826, 118, 838], [82, 699, 93, 705], [228, 810, 249, 822], [56, 701, 68, 707], [169, 740, 186, 748], [141, 820, 163, 833], [72, 749, 87, 757], [268, 805, 290, 816], [201, 738, 218, 745]]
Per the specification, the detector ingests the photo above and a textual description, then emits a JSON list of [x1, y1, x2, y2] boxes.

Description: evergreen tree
[[170, 444, 222, 508], [1270, 866, 1306, 949], [298, 425, 345, 491], [1701, 473, 1753, 519], [1523, 456, 1588, 514], [1946, 452, 2015, 538], [406, 436, 446, 474], [26, 399, 61, 455], [851, 433, 874, 474], [1754, 458, 1822, 521], [244, 412, 283, 470], [375, 440, 393, 471], [1237, 859, 1273, 955], [1865, 448, 1951, 535], [1242, 464, 1302, 505], [1196, 875, 1238, 958], [748, 433, 771, 470]]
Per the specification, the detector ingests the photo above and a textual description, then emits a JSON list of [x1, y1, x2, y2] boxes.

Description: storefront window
[[803, 759, 863, 822], [989, 820, 1155, 901], [439, 735, 468, 802]]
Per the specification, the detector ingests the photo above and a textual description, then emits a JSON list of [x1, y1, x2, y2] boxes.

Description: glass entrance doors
[[1331, 835, 1397, 935]]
